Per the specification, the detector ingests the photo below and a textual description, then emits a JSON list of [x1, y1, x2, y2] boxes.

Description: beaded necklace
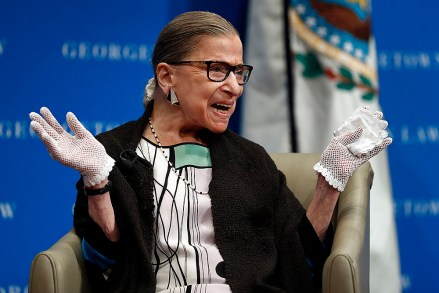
[[148, 118, 209, 195]]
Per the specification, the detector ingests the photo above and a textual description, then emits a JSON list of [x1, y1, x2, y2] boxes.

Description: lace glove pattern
[[333, 106, 389, 156], [29, 107, 115, 187], [314, 128, 392, 192]]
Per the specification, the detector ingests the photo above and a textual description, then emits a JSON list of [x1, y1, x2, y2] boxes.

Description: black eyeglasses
[[168, 61, 253, 85]]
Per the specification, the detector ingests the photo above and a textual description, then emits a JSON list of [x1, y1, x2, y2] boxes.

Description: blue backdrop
[[373, 2, 439, 291], [0, 0, 437, 292]]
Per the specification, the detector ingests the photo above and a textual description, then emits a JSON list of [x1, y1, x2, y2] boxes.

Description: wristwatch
[[84, 180, 112, 196]]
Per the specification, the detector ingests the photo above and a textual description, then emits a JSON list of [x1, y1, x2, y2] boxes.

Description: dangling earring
[[167, 87, 179, 106]]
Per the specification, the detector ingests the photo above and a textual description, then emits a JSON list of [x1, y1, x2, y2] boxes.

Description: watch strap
[[84, 180, 112, 196]]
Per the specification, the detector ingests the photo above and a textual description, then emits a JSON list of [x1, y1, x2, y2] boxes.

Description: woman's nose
[[223, 72, 242, 95]]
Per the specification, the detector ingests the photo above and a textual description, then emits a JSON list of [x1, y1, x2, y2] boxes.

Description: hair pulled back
[[151, 11, 240, 74]]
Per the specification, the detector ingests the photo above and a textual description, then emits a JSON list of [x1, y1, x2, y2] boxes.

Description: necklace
[[148, 118, 209, 195]]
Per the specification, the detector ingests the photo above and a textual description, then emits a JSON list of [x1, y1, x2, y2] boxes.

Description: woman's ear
[[156, 62, 174, 94]]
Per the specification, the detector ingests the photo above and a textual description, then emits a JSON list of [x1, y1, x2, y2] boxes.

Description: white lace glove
[[313, 128, 392, 192], [29, 107, 115, 187], [333, 106, 389, 156]]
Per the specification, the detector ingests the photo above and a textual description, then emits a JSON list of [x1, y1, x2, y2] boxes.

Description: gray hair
[[143, 11, 240, 107]]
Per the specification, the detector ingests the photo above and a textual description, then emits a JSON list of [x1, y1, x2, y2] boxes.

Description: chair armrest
[[323, 161, 373, 293], [269, 152, 372, 293], [29, 228, 92, 293]]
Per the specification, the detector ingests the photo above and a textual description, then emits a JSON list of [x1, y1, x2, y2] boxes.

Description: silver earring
[[167, 87, 179, 106]]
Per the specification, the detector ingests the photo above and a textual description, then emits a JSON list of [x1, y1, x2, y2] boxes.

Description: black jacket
[[74, 105, 325, 293]]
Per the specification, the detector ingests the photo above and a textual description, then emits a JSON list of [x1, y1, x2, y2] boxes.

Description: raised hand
[[334, 106, 390, 157], [314, 127, 392, 192], [29, 107, 115, 186]]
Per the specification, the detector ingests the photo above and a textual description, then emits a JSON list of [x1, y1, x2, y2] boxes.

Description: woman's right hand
[[29, 107, 115, 187]]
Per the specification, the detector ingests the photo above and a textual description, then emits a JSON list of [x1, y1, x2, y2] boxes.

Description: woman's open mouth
[[212, 103, 232, 114]]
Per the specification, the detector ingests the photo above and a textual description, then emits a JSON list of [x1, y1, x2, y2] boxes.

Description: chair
[[29, 153, 372, 293], [29, 227, 92, 293], [270, 153, 371, 293]]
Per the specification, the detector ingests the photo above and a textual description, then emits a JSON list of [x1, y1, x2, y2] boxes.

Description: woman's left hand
[[313, 127, 392, 192]]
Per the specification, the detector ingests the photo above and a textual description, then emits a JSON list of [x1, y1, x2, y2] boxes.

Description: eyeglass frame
[[167, 60, 253, 85]]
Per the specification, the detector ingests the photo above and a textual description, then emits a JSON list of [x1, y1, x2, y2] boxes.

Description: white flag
[[242, 0, 401, 292]]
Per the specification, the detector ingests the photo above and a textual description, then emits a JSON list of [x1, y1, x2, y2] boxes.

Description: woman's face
[[171, 35, 244, 134]]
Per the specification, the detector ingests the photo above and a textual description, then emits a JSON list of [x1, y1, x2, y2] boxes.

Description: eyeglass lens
[[208, 62, 251, 84]]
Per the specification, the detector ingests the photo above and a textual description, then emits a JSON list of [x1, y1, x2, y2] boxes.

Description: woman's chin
[[207, 121, 229, 134], [207, 108, 233, 132]]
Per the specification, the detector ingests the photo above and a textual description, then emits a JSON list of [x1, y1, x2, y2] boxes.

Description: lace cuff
[[313, 162, 346, 192], [82, 155, 115, 187]]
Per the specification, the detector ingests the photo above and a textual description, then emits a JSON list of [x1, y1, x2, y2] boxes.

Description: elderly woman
[[29, 11, 391, 293]]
